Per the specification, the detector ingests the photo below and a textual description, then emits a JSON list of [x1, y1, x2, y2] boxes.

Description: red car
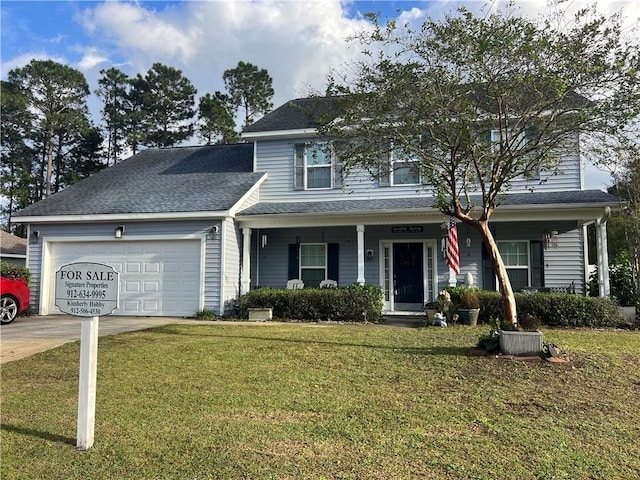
[[1, 276, 31, 324]]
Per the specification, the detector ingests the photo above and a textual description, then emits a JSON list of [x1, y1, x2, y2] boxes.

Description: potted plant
[[424, 290, 453, 324], [500, 314, 544, 355], [457, 289, 480, 326]]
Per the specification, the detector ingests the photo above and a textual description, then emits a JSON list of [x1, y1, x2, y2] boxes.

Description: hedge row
[[0, 261, 31, 284], [476, 290, 627, 328], [238, 284, 384, 323]]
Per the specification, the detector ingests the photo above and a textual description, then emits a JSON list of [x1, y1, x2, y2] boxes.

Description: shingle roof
[[0, 231, 27, 256], [14, 144, 263, 217], [237, 190, 618, 216], [243, 97, 338, 133], [244, 90, 589, 134]]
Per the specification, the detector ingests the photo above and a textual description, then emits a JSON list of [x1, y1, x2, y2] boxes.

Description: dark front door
[[393, 242, 424, 311]]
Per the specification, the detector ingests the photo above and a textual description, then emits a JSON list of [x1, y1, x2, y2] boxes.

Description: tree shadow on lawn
[[1, 423, 75, 446], [148, 325, 473, 357]]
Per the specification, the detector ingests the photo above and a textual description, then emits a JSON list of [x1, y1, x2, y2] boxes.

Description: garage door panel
[[145, 262, 160, 273], [126, 261, 142, 273], [144, 281, 160, 292], [49, 240, 201, 317], [124, 300, 141, 312]]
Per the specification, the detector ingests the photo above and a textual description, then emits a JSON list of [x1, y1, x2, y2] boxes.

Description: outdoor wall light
[[208, 225, 219, 240], [466, 237, 472, 248], [114, 225, 125, 239], [261, 234, 268, 248], [30, 230, 40, 244], [366, 249, 374, 260]]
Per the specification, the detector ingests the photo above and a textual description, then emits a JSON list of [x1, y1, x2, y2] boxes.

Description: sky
[[2, 0, 639, 190]]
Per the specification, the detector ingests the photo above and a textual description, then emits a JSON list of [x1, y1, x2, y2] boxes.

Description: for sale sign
[[55, 262, 119, 317]]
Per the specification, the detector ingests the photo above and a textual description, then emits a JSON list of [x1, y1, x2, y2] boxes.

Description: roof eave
[[237, 201, 618, 228], [241, 128, 319, 141], [12, 210, 234, 224]]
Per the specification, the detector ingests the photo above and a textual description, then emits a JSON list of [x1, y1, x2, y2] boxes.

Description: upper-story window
[[490, 128, 539, 180], [379, 146, 421, 187], [490, 128, 531, 152], [294, 143, 342, 190], [391, 147, 421, 185]]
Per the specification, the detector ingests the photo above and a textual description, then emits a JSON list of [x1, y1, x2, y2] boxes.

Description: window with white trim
[[490, 128, 539, 179], [498, 241, 530, 292], [299, 243, 327, 287], [390, 146, 420, 185], [294, 144, 334, 190]]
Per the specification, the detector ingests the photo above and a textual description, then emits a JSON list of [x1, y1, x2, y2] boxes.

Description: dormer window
[[294, 143, 342, 190]]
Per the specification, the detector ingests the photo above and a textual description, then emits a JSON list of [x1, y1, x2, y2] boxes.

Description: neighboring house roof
[[0, 231, 27, 257], [13, 144, 264, 218], [243, 97, 338, 133], [237, 190, 618, 216]]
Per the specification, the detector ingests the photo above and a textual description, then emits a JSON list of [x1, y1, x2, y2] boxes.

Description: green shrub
[[0, 261, 31, 285], [590, 258, 639, 306], [476, 290, 626, 328], [194, 308, 218, 320], [442, 289, 626, 327], [238, 284, 383, 323], [518, 313, 541, 331]]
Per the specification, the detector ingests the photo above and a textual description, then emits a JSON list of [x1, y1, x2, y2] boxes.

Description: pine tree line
[[1, 59, 274, 233]]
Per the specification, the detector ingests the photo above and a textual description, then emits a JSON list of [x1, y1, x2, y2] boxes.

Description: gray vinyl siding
[[234, 187, 261, 212], [25, 220, 223, 314], [254, 135, 584, 203], [250, 221, 585, 295], [252, 224, 479, 292], [492, 221, 585, 293], [541, 226, 584, 292], [25, 232, 43, 309], [203, 223, 222, 314], [221, 217, 242, 313], [252, 226, 360, 288]]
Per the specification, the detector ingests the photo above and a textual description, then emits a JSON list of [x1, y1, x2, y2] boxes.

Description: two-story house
[[13, 97, 618, 317]]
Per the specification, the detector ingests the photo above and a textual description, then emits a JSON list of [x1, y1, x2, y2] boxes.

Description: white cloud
[[77, 0, 371, 108], [80, 1, 200, 60], [75, 47, 109, 70], [0, 52, 66, 78]]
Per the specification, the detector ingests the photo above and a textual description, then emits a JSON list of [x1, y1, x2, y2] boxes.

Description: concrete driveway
[[0, 315, 194, 364]]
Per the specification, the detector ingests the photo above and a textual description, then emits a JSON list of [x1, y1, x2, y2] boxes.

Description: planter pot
[[425, 309, 438, 322], [248, 308, 273, 321], [500, 330, 544, 356], [457, 308, 479, 326]]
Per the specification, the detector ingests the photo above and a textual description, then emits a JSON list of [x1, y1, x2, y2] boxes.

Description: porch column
[[356, 224, 365, 285], [596, 207, 611, 297], [241, 227, 251, 295]]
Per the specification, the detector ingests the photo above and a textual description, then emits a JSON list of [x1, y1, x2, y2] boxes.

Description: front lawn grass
[[2, 324, 639, 479]]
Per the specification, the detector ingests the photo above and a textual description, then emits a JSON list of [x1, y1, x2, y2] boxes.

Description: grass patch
[[2, 324, 639, 479]]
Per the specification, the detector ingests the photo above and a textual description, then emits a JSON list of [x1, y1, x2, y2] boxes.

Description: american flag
[[446, 217, 460, 275]]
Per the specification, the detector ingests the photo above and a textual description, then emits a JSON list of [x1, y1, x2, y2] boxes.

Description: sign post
[[55, 262, 119, 451]]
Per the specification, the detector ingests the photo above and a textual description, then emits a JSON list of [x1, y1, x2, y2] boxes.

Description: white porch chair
[[286, 279, 304, 290], [319, 279, 338, 288]]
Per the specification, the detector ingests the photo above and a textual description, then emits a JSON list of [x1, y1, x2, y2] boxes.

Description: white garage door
[[49, 240, 202, 317]]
